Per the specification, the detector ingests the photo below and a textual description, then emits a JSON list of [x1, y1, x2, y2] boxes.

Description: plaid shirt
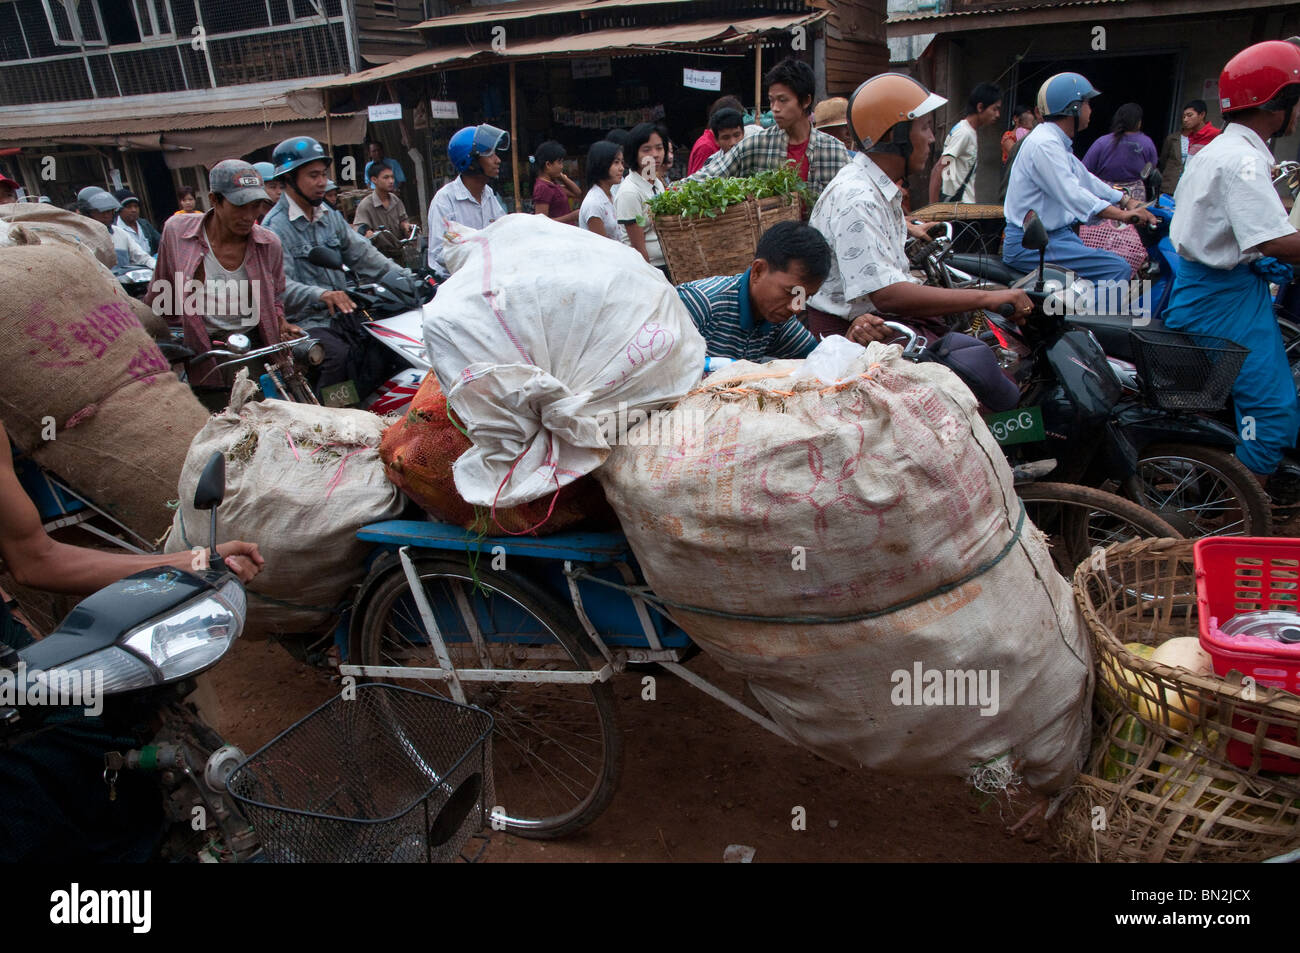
[[687, 124, 850, 201], [145, 210, 285, 386]]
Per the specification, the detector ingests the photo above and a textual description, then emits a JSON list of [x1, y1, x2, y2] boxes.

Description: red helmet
[[1219, 40, 1300, 113]]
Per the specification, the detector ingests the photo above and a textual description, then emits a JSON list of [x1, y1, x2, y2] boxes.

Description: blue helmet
[[253, 161, 276, 182], [448, 124, 510, 174], [271, 136, 329, 180], [1037, 72, 1101, 119]]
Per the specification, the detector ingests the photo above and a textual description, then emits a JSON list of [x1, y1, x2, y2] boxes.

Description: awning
[[409, 0, 704, 32], [886, 0, 1278, 37], [288, 12, 828, 114], [0, 105, 366, 168]]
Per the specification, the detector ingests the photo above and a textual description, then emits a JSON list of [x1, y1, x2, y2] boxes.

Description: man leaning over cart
[[676, 220, 881, 361]]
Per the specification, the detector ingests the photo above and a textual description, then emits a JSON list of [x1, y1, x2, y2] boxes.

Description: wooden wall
[[809, 0, 890, 95]]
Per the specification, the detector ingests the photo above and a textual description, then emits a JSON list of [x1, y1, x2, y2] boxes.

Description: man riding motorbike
[[1002, 72, 1157, 287], [805, 73, 1031, 349], [426, 124, 510, 280], [1163, 40, 1300, 488], [260, 136, 423, 404]]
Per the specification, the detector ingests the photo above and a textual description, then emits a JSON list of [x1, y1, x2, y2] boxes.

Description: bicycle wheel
[[1017, 482, 1183, 576], [354, 556, 622, 839], [1133, 443, 1272, 538]]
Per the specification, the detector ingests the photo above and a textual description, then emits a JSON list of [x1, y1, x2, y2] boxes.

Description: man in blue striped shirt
[[676, 221, 848, 361]]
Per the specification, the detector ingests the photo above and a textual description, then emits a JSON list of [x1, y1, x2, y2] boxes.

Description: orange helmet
[[847, 73, 947, 153], [1220, 40, 1300, 113]]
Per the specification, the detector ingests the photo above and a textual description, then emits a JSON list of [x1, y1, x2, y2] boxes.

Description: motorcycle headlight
[[47, 581, 247, 694]]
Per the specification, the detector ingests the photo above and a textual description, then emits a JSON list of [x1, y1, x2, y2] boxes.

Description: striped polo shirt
[[675, 269, 817, 361]]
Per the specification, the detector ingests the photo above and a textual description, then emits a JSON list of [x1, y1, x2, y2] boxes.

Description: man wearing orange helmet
[[805, 73, 1030, 345], [1163, 40, 1300, 485]]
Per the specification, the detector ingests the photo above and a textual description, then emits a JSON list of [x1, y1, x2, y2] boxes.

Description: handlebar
[[207, 336, 319, 371]]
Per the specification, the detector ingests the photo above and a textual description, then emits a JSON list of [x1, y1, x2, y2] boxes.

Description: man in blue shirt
[[1003, 72, 1156, 285], [364, 141, 406, 188], [675, 221, 832, 361]]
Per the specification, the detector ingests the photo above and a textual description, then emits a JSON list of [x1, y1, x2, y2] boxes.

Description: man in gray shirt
[[261, 135, 423, 403]]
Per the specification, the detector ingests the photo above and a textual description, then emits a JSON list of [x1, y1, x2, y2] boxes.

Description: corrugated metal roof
[[305, 11, 828, 92], [887, 0, 1123, 25], [410, 0, 700, 32], [0, 105, 346, 144]]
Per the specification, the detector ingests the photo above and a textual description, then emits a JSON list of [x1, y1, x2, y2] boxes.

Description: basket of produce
[[649, 166, 808, 284], [1059, 537, 1300, 863]]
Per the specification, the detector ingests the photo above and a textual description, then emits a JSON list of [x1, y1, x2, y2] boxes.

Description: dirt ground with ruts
[[210, 639, 1063, 863]]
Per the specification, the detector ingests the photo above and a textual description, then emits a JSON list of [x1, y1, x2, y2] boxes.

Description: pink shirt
[[532, 177, 571, 219], [145, 210, 286, 386]]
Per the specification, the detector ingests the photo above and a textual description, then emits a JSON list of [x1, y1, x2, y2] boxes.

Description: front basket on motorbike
[[226, 684, 493, 863], [1128, 328, 1248, 413]]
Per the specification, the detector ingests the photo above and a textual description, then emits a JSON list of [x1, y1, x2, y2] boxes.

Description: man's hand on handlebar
[[320, 289, 357, 315], [846, 313, 895, 345], [982, 289, 1034, 324], [906, 220, 940, 242], [212, 541, 264, 584], [278, 317, 305, 342]]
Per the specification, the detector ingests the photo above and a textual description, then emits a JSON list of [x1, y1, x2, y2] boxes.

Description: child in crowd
[[579, 141, 626, 242], [531, 140, 582, 224]]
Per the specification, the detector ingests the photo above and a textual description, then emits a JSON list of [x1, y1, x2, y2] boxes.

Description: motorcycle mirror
[[307, 246, 345, 270], [194, 451, 226, 512], [226, 333, 251, 354], [1021, 211, 1049, 251]]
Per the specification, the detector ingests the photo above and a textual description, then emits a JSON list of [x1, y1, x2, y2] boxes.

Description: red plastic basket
[[1193, 536, 1300, 773]]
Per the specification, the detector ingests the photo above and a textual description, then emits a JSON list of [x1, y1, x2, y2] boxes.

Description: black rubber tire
[[1016, 482, 1183, 576], [355, 556, 623, 840], [1277, 315, 1300, 398], [1133, 443, 1272, 538]]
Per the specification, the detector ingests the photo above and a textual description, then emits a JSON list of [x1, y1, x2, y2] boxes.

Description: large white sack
[[166, 375, 406, 639], [596, 342, 1092, 792], [422, 214, 706, 508]]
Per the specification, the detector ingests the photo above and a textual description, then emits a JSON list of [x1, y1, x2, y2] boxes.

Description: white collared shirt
[[808, 153, 918, 317], [1170, 122, 1297, 270], [426, 176, 507, 277], [1005, 122, 1122, 232], [940, 118, 978, 203], [287, 198, 331, 223]]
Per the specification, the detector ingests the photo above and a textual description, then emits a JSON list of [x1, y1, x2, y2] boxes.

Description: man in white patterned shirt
[[806, 74, 1030, 344]]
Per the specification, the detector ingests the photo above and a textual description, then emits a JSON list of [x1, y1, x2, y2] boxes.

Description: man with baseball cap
[[113, 188, 161, 255], [79, 188, 154, 270], [0, 173, 17, 205], [146, 159, 297, 390]]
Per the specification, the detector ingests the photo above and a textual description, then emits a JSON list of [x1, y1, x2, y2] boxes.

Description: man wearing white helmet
[[79, 188, 154, 269], [1002, 72, 1156, 285]]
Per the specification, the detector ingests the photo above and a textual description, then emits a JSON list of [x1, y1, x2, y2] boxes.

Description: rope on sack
[[572, 503, 1028, 626]]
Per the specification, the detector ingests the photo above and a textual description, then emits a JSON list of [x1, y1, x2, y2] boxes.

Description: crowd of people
[[14, 40, 1299, 490]]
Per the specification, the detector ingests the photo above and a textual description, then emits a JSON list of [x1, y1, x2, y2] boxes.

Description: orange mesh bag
[[380, 372, 617, 536]]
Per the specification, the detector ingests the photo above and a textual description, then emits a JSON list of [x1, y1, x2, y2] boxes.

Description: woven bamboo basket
[[653, 194, 801, 284], [911, 202, 1005, 222], [1059, 537, 1300, 863]]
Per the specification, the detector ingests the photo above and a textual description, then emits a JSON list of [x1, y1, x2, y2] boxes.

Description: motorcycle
[[975, 211, 1272, 537], [162, 329, 326, 408], [0, 452, 257, 862]]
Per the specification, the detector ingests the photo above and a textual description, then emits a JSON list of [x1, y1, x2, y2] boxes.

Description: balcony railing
[[0, 20, 350, 106]]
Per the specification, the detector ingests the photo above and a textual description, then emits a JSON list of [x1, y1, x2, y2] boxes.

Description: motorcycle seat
[[945, 253, 1026, 286]]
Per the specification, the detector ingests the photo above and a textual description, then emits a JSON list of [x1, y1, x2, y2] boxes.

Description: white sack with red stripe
[[422, 214, 706, 508]]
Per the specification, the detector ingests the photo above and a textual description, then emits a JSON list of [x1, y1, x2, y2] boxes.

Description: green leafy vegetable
[[648, 163, 810, 220]]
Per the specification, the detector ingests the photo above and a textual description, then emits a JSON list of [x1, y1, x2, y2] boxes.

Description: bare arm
[[1258, 231, 1300, 265], [867, 282, 1031, 321], [928, 158, 948, 205], [623, 222, 651, 262], [0, 425, 264, 594], [587, 217, 607, 238]]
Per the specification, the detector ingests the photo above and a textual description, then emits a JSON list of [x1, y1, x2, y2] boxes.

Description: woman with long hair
[[579, 141, 626, 242], [1082, 102, 1158, 200], [531, 140, 582, 224]]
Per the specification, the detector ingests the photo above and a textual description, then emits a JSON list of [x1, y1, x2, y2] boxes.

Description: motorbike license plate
[[321, 380, 360, 408], [985, 406, 1045, 446]]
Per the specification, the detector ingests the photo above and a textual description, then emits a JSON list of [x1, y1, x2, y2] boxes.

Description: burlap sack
[[0, 243, 209, 539], [596, 343, 1093, 792], [0, 203, 116, 269], [165, 375, 406, 640]]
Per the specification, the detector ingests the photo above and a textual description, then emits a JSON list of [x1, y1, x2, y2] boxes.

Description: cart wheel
[[355, 556, 622, 840]]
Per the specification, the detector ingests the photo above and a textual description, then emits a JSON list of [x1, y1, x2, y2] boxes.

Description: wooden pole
[[509, 60, 520, 213], [753, 40, 762, 116], [324, 88, 334, 157]]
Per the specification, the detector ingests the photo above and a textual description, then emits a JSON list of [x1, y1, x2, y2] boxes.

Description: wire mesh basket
[[1129, 328, 1248, 412], [227, 684, 494, 863]]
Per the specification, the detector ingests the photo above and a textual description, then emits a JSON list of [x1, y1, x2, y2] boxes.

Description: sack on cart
[[165, 373, 406, 639], [597, 340, 1093, 792], [421, 214, 706, 509], [379, 371, 616, 535]]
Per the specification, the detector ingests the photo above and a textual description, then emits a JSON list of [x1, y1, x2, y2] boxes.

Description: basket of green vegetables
[[648, 165, 809, 284]]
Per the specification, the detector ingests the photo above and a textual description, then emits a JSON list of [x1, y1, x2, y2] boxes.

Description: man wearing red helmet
[[1164, 40, 1300, 486]]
